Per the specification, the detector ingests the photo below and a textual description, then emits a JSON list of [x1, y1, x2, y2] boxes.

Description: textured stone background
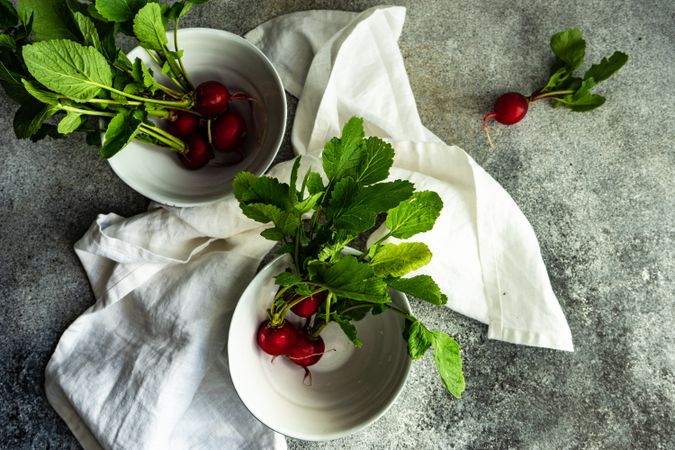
[[1, 0, 673, 449]]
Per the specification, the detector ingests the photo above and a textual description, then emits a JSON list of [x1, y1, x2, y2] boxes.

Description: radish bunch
[[236, 117, 466, 398], [164, 80, 249, 170], [257, 292, 328, 368]]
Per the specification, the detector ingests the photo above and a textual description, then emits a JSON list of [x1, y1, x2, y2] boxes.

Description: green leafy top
[[233, 117, 464, 398], [532, 27, 628, 112]]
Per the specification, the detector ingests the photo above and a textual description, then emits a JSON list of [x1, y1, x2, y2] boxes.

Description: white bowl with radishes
[[228, 254, 412, 441], [108, 28, 286, 207]]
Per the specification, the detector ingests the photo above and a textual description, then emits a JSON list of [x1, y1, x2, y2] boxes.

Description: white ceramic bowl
[[228, 255, 412, 441], [108, 28, 286, 207]]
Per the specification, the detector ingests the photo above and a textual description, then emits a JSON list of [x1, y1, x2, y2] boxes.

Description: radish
[[211, 111, 247, 153], [287, 333, 325, 367], [179, 133, 212, 170], [195, 80, 230, 117], [290, 292, 326, 318], [482, 92, 529, 147], [484, 92, 529, 125], [167, 110, 199, 138], [257, 320, 298, 356]]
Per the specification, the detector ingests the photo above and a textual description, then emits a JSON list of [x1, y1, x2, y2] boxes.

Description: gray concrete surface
[[1, 0, 673, 449]]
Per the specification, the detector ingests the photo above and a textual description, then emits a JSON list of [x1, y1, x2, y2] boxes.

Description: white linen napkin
[[45, 6, 573, 450]]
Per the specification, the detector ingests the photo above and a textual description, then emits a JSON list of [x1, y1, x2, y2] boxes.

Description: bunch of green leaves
[[233, 117, 465, 398], [0, 0, 209, 158], [531, 28, 628, 111], [91, 0, 210, 92]]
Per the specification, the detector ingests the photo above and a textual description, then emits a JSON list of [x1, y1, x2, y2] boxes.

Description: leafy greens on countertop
[[532, 28, 628, 111], [0, 0, 209, 157], [233, 117, 465, 398]]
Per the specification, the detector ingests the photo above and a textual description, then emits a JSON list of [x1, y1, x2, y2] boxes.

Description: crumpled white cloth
[[45, 6, 573, 450]]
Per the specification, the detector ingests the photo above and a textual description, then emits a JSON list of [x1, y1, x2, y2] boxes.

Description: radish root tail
[[483, 113, 497, 149]]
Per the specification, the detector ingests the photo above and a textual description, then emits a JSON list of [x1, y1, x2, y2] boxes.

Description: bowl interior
[[228, 255, 411, 441], [108, 28, 286, 207]]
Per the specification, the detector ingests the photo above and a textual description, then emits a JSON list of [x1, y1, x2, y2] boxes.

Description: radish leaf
[[260, 228, 286, 241], [431, 330, 464, 398], [100, 110, 142, 158], [73, 12, 101, 50], [17, 0, 78, 41], [275, 272, 302, 287], [233, 172, 291, 210], [305, 171, 324, 194], [333, 313, 363, 348], [322, 116, 365, 181], [133, 3, 168, 51], [584, 51, 629, 84], [550, 27, 585, 71], [95, 0, 147, 23], [21, 79, 61, 105], [0, 34, 16, 49], [241, 203, 301, 235], [405, 320, 433, 359], [22, 39, 112, 101], [370, 242, 432, 278], [13, 100, 58, 138], [327, 178, 414, 233], [307, 256, 389, 303], [387, 275, 448, 305], [354, 137, 394, 185], [57, 111, 84, 134], [385, 191, 443, 239], [0, 0, 18, 29], [560, 92, 606, 112]]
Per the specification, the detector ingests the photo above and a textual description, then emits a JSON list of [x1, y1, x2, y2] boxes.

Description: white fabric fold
[[46, 6, 573, 450]]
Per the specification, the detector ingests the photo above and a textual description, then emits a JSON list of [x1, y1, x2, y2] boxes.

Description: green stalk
[[339, 304, 372, 315], [145, 49, 162, 67], [61, 105, 115, 117], [97, 83, 193, 109], [366, 231, 393, 252], [529, 89, 575, 102], [146, 48, 188, 92], [294, 228, 302, 270], [173, 17, 193, 90], [273, 287, 327, 324], [114, 61, 184, 99], [145, 108, 173, 119], [88, 98, 142, 107], [139, 123, 186, 153], [161, 44, 190, 91], [269, 284, 296, 317]]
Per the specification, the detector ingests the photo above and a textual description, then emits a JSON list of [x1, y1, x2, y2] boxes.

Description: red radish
[[167, 110, 199, 138], [179, 133, 212, 170], [290, 292, 326, 318], [257, 320, 298, 356], [483, 92, 530, 147], [195, 81, 230, 117], [288, 333, 325, 367], [211, 111, 247, 152]]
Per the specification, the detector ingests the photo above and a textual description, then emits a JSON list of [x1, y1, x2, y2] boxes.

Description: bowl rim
[[227, 253, 413, 441], [107, 27, 287, 208]]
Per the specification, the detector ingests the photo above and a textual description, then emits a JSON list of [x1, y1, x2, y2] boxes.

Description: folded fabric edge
[[45, 371, 105, 450], [487, 322, 574, 352]]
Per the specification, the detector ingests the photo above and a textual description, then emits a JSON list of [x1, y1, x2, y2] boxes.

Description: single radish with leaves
[[483, 28, 628, 146], [234, 117, 465, 398]]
